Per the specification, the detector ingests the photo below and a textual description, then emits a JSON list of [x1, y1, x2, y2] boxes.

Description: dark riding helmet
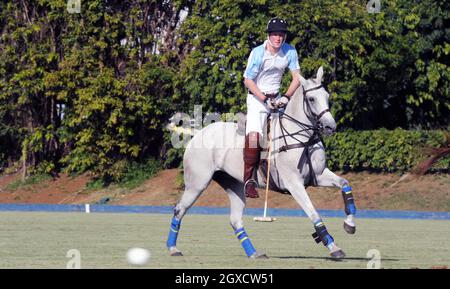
[[266, 18, 288, 33]]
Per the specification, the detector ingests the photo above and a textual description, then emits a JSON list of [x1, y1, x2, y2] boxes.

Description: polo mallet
[[254, 115, 277, 222]]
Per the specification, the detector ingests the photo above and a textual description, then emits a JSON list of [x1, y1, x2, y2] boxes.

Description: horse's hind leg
[[166, 161, 214, 256], [316, 168, 357, 234], [213, 171, 267, 259]]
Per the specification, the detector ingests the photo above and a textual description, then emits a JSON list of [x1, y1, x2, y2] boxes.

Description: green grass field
[[0, 211, 448, 269]]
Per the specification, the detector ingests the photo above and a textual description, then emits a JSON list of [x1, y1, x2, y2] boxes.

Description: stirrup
[[244, 179, 259, 198], [244, 179, 258, 191]]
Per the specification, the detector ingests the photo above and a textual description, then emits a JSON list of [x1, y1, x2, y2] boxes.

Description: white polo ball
[[126, 248, 151, 266]]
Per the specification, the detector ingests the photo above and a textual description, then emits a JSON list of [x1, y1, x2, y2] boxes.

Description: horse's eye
[[308, 97, 314, 102]]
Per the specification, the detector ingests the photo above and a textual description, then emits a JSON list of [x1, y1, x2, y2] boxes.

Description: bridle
[[270, 84, 331, 186], [273, 84, 330, 152], [302, 84, 330, 122]]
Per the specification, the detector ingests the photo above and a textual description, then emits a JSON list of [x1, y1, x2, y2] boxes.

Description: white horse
[[166, 67, 356, 259]]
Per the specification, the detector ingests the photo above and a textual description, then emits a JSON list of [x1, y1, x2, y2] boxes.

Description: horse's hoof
[[250, 252, 269, 259], [169, 247, 183, 256], [330, 249, 346, 260], [344, 221, 356, 234]]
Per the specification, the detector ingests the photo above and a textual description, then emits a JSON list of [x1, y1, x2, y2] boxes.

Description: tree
[[0, 0, 447, 179]]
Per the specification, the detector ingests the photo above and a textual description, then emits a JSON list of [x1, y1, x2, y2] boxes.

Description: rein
[[274, 84, 328, 154]]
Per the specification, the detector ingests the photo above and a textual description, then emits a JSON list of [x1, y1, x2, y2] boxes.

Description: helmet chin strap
[[267, 34, 286, 49]]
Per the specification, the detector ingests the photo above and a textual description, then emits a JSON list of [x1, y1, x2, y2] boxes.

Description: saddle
[[238, 112, 319, 191]]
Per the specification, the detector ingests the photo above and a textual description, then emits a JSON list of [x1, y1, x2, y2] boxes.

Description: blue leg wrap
[[342, 186, 356, 215], [312, 220, 334, 246], [166, 216, 181, 248], [234, 228, 256, 257]]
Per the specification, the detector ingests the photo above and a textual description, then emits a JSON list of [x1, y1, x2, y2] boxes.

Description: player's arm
[[283, 69, 301, 98], [244, 78, 266, 102]]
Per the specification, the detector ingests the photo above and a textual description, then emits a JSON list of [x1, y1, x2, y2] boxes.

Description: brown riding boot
[[243, 132, 261, 198]]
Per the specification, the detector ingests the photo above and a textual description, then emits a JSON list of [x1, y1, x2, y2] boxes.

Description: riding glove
[[275, 95, 290, 108]]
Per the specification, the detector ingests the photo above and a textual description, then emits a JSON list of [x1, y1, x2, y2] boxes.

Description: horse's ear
[[316, 66, 324, 83], [296, 72, 306, 85]]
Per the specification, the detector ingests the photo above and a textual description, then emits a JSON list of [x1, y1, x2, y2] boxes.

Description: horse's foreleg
[[316, 168, 356, 234], [284, 178, 345, 259]]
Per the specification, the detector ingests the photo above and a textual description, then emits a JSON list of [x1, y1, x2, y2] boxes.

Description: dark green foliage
[[6, 173, 53, 191], [163, 146, 185, 169], [1, 1, 178, 181], [175, 0, 449, 129], [161, 129, 449, 173], [324, 129, 449, 172], [0, 0, 448, 183], [86, 158, 162, 189], [117, 158, 162, 189]]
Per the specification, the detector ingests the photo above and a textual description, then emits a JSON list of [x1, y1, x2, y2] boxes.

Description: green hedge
[[164, 129, 449, 173], [324, 129, 449, 172]]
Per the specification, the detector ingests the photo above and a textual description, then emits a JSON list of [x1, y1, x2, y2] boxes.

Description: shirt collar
[[263, 40, 283, 56]]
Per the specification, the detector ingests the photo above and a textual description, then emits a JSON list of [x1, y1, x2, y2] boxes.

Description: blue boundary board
[[0, 204, 449, 220]]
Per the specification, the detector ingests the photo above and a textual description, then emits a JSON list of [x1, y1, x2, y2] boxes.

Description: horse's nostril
[[324, 126, 336, 134]]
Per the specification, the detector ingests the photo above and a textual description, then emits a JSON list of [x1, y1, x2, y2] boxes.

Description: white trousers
[[245, 93, 278, 135]]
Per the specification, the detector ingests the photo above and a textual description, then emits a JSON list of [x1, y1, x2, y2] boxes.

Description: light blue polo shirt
[[244, 40, 300, 94]]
